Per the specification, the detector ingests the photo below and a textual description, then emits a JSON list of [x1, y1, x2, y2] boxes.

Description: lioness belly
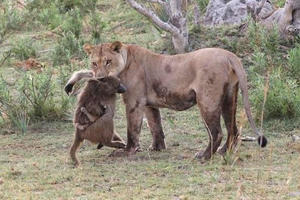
[[147, 89, 196, 111]]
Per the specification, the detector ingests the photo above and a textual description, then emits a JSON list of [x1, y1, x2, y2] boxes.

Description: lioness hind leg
[[218, 83, 239, 155], [195, 109, 223, 161], [195, 91, 223, 161], [70, 134, 83, 166]]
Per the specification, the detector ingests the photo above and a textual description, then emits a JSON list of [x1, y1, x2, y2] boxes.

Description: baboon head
[[83, 41, 126, 77], [86, 76, 127, 96]]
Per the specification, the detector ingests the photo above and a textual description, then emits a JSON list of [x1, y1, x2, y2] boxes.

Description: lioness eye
[[106, 59, 112, 66], [92, 62, 97, 67]]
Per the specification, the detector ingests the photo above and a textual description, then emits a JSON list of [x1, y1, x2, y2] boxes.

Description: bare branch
[[193, 0, 200, 26], [256, 0, 267, 16], [144, 0, 166, 4], [126, 0, 180, 35], [0, 51, 11, 68]]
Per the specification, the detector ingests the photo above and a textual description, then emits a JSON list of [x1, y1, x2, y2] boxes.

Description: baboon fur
[[70, 76, 126, 166]]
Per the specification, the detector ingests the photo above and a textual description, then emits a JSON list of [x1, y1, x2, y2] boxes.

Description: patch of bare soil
[[15, 58, 45, 72]]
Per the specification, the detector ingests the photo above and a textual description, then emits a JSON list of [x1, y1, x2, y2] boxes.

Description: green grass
[[1, 98, 300, 199]]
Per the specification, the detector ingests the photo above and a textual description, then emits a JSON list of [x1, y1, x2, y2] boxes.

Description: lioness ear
[[83, 44, 94, 55], [110, 41, 122, 53]]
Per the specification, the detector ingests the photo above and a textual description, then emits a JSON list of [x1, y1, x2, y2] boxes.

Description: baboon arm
[[81, 107, 99, 122], [98, 106, 113, 121], [75, 123, 89, 130], [65, 70, 94, 95]]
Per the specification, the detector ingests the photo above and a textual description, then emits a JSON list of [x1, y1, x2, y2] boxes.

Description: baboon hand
[[64, 84, 73, 95], [80, 107, 87, 114]]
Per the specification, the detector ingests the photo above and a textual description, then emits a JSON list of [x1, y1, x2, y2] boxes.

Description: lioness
[[70, 76, 127, 166], [65, 41, 267, 161]]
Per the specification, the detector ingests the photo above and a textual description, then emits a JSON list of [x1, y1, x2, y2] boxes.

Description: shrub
[[288, 44, 300, 83], [196, 0, 210, 12], [57, 0, 97, 14], [10, 38, 37, 60], [250, 68, 300, 119], [89, 13, 106, 44], [52, 32, 85, 66], [0, 3, 25, 42], [246, 20, 300, 120], [247, 20, 280, 55], [20, 68, 74, 121], [19, 69, 56, 120], [36, 4, 63, 30], [0, 68, 74, 133], [61, 8, 83, 38], [27, 0, 97, 14], [0, 77, 30, 134]]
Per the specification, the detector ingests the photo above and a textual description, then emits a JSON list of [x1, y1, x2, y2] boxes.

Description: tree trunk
[[168, 0, 189, 53], [126, 0, 189, 53], [172, 33, 188, 53], [193, 1, 200, 26]]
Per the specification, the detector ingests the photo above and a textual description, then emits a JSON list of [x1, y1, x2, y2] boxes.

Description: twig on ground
[[0, 51, 11, 67]]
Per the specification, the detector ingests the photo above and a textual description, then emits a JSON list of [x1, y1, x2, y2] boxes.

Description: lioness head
[[83, 41, 127, 77]]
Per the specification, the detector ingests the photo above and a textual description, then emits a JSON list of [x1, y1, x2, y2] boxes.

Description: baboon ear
[[97, 77, 107, 82], [87, 78, 99, 84], [83, 44, 94, 55], [110, 41, 122, 53]]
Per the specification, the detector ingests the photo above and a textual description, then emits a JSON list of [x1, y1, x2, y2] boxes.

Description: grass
[[0, 0, 300, 199], [1, 98, 300, 199]]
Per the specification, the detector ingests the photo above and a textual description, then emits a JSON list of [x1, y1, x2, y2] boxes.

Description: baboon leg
[[70, 134, 83, 166], [112, 132, 125, 142], [144, 107, 166, 151], [97, 143, 104, 149], [98, 132, 125, 150], [105, 140, 126, 149], [219, 83, 239, 155]]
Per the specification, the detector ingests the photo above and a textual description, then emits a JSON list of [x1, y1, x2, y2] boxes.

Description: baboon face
[[86, 76, 126, 96]]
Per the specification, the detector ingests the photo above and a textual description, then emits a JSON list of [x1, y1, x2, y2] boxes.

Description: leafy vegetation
[[0, 0, 299, 199], [0, 0, 298, 131], [10, 38, 38, 61]]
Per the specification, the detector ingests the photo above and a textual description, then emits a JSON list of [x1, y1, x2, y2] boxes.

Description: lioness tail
[[227, 56, 267, 148]]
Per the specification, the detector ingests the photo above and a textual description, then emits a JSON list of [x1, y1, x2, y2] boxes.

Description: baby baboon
[[70, 76, 127, 166]]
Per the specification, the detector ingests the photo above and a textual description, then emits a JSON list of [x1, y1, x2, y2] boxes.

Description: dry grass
[[1, 99, 300, 199]]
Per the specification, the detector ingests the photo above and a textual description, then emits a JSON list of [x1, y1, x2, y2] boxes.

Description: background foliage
[[0, 0, 299, 133]]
